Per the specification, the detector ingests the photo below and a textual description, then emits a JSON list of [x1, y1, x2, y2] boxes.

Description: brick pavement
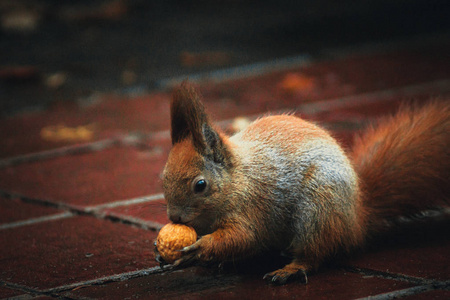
[[1, 38, 449, 299]]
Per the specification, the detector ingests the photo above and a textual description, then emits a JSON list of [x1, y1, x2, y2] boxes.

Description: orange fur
[[352, 101, 450, 232]]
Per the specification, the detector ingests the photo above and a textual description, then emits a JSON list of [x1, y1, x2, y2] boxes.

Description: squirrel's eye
[[192, 176, 208, 194], [194, 179, 207, 193]]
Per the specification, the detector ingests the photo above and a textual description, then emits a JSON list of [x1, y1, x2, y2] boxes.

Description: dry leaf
[[279, 73, 316, 93], [40, 124, 95, 142]]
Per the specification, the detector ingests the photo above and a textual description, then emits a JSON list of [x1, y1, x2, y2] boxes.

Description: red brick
[[0, 146, 168, 207], [0, 215, 157, 290], [0, 196, 62, 225], [64, 266, 414, 300], [346, 219, 450, 281]]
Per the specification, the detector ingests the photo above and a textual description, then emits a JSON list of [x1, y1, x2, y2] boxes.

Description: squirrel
[[155, 82, 449, 285]]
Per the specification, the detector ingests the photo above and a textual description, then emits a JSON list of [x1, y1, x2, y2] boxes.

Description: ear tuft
[[170, 82, 208, 148], [170, 82, 232, 167]]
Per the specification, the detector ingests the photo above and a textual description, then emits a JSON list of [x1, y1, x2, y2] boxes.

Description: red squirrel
[[156, 82, 449, 284]]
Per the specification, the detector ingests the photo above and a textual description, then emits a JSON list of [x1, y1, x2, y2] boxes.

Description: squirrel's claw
[[263, 273, 289, 285], [172, 237, 213, 269], [153, 239, 198, 271], [171, 251, 198, 269], [181, 242, 199, 253], [166, 240, 199, 269], [263, 265, 308, 285]]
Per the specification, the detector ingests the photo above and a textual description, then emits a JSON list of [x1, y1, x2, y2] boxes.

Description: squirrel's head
[[163, 83, 233, 235]]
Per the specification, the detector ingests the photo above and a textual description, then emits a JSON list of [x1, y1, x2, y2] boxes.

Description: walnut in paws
[[156, 223, 197, 264]]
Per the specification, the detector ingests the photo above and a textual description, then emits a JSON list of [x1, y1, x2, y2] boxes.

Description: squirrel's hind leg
[[263, 259, 308, 285]]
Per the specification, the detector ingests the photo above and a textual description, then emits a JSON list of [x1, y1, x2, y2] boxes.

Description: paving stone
[[346, 218, 450, 281], [64, 266, 414, 300], [0, 146, 167, 207], [0, 215, 157, 290], [0, 196, 63, 225]]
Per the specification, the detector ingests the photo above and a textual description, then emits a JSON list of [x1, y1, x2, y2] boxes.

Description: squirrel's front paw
[[172, 235, 214, 269]]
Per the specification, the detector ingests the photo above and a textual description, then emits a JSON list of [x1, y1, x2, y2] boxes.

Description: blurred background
[[1, 0, 449, 117]]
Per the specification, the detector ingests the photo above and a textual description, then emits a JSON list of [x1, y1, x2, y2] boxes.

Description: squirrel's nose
[[167, 207, 184, 223], [169, 213, 182, 223]]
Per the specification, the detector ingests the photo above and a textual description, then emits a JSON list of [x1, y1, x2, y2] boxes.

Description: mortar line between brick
[[85, 193, 165, 211], [0, 138, 120, 169], [344, 266, 447, 286], [356, 281, 450, 300], [0, 190, 164, 231], [155, 54, 312, 89], [0, 190, 78, 218], [0, 212, 74, 230], [0, 280, 74, 300], [41, 266, 164, 294], [103, 213, 165, 231], [297, 78, 450, 115]]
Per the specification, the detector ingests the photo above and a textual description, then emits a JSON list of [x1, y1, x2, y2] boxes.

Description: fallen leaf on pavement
[[40, 124, 95, 142], [279, 72, 316, 93]]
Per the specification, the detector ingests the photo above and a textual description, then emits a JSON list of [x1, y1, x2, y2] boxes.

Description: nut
[[156, 223, 197, 263]]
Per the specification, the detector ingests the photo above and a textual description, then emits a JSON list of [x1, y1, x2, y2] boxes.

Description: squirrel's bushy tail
[[352, 100, 450, 232]]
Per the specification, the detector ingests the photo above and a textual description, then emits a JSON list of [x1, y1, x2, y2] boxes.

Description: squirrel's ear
[[170, 82, 230, 165], [170, 82, 208, 148], [202, 123, 229, 165]]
